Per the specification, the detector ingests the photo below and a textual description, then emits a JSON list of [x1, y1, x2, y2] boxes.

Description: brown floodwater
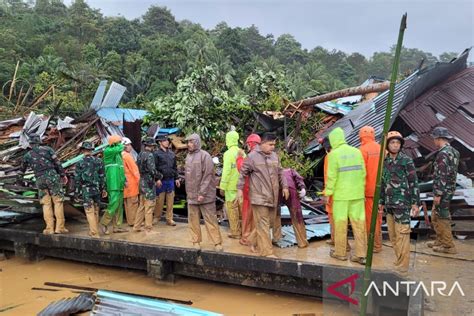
[[0, 256, 351, 316]]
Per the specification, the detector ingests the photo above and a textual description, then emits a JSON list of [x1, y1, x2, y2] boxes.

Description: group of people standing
[[20, 123, 459, 272], [322, 125, 459, 275]]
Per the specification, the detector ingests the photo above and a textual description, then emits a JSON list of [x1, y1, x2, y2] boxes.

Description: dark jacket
[[154, 147, 178, 180]]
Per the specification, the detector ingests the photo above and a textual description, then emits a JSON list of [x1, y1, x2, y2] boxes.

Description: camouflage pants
[[37, 173, 64, 199], [80, 187, 101, 208], [433, 193, 453, 219], [386, 207, 410, 225], [140, 178, 156, 201]]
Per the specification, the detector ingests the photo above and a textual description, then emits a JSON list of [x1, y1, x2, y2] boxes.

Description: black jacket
[[154, 148, 178, 180]]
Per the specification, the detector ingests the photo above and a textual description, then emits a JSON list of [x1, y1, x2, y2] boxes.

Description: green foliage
[[279, 150, 314, 178], [146, 65, 249, 141]]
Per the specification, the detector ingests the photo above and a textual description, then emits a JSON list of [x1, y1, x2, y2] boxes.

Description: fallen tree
[[284, 81, 390, 117]]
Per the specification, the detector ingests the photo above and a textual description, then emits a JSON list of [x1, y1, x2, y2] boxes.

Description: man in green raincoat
[[220, 130, 244, 238], [100, 135, 127, 234]]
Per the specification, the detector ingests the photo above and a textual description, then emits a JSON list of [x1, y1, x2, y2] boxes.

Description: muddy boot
[[433, 246, 457, 254], [41, 195, 55, 234], [350, 256, 367, 265], [193, 243, 201, 250], [330, 249, 348, 261], [52, 195, 68, 233], [427, 241, 441, 248], [166, 220, 176, 226], [215, 244, 224, 252], [265, 254, 278, 259], [100, 224, 110, 235], [326, 239, 335, 246]]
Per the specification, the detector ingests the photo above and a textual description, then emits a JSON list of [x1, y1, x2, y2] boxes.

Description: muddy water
[[0, 256, 350, 315]]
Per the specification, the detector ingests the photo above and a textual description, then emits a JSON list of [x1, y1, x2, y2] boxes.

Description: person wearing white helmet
[[121, 137, 140, 226]]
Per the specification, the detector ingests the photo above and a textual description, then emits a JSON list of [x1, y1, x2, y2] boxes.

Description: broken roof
[[399, 66, 474, 156], [305, 48, 471, 154]]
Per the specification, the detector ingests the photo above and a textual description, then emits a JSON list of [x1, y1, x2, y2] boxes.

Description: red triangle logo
[[327, 273, 360, 305]]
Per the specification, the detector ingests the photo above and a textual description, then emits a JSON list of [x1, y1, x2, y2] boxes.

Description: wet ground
[[1, 218, 473, 315], [0, 256, 350, 316]]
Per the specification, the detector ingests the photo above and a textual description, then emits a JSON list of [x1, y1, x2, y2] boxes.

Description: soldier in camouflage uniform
[[379, 131, 420, 275], [133, 137, 162, 233], [428, 127, 459, 254], [20, 134, 68, 234], [74, 142, 106, 238]]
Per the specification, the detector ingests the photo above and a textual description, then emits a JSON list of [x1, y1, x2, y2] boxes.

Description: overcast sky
[[68, 0, 473, 60]]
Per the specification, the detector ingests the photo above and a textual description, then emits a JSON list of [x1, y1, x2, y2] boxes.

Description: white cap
[[122, 137, 132, 145]]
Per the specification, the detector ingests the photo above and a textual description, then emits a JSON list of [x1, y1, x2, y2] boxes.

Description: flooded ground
[[0, 256, 345, 316]]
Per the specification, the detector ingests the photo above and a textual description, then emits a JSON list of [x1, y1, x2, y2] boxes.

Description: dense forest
[[0, 0, 460, 143]]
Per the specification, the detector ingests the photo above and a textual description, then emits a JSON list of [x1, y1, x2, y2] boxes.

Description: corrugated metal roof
[[399, 64, 474, 155], [94, 290, 222, 316], [276, 223, 331, 248], [97, 108, 148, 123], [38, 293, 94, 316]]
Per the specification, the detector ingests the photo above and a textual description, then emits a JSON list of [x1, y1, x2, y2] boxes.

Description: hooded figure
[[359, 126, 382, 253], [325, 128, 367, 264], [185, 134, 223, 251], [237, 134, 260, 246], [100, 135, 127, 234], [219, 130, 243, 238]]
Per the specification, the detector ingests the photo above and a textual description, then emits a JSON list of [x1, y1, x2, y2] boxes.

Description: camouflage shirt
[[21, 145, 65, 197], [380, 152, 420, 209], [138, 150, 161, 200], [74, 155, 105, 207], [433, 144, 459, 197]]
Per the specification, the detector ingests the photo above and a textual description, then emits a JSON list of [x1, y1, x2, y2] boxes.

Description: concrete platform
[[5, 218, 465, 315]]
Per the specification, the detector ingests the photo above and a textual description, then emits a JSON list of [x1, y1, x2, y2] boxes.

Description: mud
[[0, 256, 346, 316]]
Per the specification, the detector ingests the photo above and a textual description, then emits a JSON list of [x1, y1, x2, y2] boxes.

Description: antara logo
[[327, 274, 465, 305]]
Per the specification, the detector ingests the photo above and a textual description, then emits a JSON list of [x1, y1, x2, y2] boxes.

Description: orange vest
[[359, 137, 381, 197], [122, 151, 140, 198]]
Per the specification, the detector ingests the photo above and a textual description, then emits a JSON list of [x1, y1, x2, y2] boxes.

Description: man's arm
[[432, 151, 448, 197], [325, 152, 337, 197], [406, 158, 420, 206], [199, 153, 214, 197], [237, 157, 253, 190]]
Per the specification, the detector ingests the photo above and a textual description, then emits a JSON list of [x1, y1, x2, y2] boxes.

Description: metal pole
[[359, 13, 407, 316]]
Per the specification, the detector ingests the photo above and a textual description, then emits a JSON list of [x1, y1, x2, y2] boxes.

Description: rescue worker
[[154, 135, 180, 226], [20, 134, 68, 234], [379, 131, 420, 276], [359, 126, 383, 253], [100, 135, 127, 235], [74, 141, 106, 237], [185, 134, 223, 251], [133, 137, 162, 233], [237, 133, 289, 258], [428, 127, 459, 254], [323, 127, 367, 265], [122, 137, 140, 226], [282, 168, 309, 248], [237, 134, 260, 246], [219, 130, 243, 239]]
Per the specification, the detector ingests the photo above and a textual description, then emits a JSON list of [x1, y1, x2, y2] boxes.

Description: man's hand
[[156, 180, 162, 188], [410, 204, 420, 217], [61, 176, 68, 185], [321, 196, 328, 205], [197, 195, 204, 203], [378, 204, 384, 214], [175, 179, 181, 188], [237, 189, 243, 204], [220, 189, 225, 197], [102, 190, 108, 198], [299, 188, 306, 199], [433, 195, 441, 206], [282, 188, 289, 200]]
